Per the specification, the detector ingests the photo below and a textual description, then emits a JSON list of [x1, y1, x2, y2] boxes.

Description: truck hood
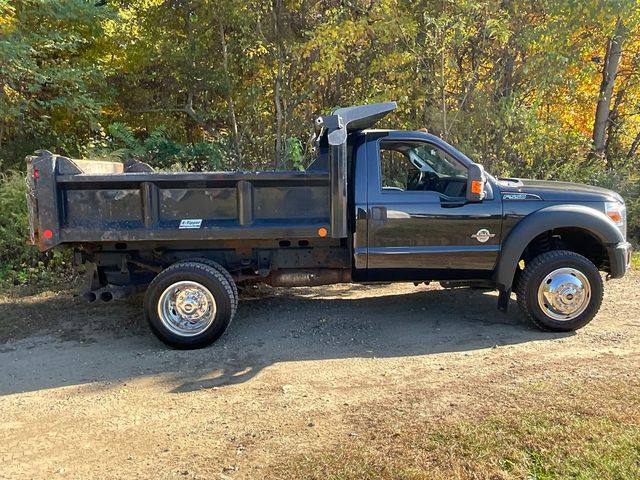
[[498, 178, 624, 203]]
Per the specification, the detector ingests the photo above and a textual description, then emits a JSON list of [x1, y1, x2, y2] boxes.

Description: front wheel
[[516, 250, 603, 332], [144, 261, 236, 349]]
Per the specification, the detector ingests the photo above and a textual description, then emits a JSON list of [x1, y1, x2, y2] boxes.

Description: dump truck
[[26, 102, 632, 348]]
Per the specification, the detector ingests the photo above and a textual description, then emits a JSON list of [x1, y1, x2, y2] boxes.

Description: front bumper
[[607, 241, 632, 278]]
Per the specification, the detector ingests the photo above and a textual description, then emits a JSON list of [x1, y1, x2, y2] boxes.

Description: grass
[[274, 379, 640, 480], [630, 251, 640, 270]]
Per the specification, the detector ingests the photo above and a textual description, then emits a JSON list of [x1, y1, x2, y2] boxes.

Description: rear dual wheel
[[144, 261, 237, 349]]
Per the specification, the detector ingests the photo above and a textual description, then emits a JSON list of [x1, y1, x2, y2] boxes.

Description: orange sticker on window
[[471, 180, 483, 194]]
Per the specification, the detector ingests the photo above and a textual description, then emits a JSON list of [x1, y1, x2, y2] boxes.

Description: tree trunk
[[627, 131, 640, 159], [440, 35, 447, 136], [184, 90, 216, 136], [604, 87, 625, 167], [218, 19, 242, 169], [497, 48, 515, 99], [182, 5, 217, 137], [439, 0, 448, 136], [592, 19, 625, 158], [272, 0, 284, 169]]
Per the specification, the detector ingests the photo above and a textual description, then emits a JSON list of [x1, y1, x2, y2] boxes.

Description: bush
[[589, 170, 640, 243], [0, 172, 71, 288], [83, 124, 228, 172]]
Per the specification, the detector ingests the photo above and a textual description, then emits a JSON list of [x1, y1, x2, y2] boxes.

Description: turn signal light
[[604, 201, 625, 227], [606, 210, 622, 224], [471, 180, 483, 194], [42, 229, 54, 239], [317, 227, 328, 237]]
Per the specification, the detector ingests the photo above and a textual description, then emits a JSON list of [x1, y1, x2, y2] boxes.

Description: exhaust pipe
[[84, 284, 142, 303], [83, 292, 97, 303], [268, 269, 351, 287], [100, 291, 114, 302]]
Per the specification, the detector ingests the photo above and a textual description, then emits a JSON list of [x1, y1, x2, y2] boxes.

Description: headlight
[[605, 201, 627, 238]]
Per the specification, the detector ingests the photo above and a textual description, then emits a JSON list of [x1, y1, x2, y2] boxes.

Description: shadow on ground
[[0, 285, 571, 396]]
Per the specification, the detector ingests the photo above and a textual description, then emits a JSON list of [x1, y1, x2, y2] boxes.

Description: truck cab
[[350, 129, 502, 279]]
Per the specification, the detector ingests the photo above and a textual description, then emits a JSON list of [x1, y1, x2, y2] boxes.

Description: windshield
[[410, 145, 467, 178]]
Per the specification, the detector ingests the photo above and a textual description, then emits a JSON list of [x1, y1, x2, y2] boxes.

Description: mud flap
[[81, 262, 102, 293], [497, 289, 511, 312]]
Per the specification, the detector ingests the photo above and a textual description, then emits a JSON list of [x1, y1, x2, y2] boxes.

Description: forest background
[[1, 0, 639, 285]]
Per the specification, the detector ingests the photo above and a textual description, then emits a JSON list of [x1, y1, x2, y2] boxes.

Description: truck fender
[[494, 204, 623, 293]]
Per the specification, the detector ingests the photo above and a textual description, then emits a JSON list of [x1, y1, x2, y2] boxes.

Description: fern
[[108, 123, 142, 152]]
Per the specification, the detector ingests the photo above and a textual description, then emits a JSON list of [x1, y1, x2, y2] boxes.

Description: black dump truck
[[26, 102, 632, 348]]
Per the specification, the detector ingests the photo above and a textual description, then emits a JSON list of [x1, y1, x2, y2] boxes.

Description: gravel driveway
[[1, 273, 638, 479]]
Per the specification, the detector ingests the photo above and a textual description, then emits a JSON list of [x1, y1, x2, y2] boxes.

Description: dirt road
[[1, 273, 639, 479]]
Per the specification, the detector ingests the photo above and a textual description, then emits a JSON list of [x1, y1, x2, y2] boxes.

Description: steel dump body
[[28, 152, 334, 251], [28, 103, 401, 252]]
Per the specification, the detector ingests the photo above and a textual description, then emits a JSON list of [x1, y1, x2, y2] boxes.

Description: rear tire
[[178, 258, 238, 316], [144, 261, 235, 349], [516, 250, 603, 332]]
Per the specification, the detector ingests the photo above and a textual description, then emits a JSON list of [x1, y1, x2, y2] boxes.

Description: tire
[[177, 258, 238, 316], [144, 261, 235, 349], [516, 250, 603, 332]]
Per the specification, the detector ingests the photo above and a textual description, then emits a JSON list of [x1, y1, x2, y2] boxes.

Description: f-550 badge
[[471, 228, 496, 243], [502, 193, 542, 201]]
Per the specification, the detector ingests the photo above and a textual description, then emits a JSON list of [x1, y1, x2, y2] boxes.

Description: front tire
[[516, 250, 603, 332], [144, 261, 235, 349]]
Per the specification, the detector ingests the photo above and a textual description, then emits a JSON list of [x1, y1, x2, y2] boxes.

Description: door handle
[[371, 206, 387, 224], [440, 199, 467, 208]]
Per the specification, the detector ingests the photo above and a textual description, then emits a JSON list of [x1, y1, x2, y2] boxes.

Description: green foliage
[[1, 0, 640, 289], [285, 137, 305, 171], [589, 170, 640, 241], [2, 0, 639, 178], [0, 0, 113, 162], [86, 123, 226, 172], [0, 172, 70, 288]]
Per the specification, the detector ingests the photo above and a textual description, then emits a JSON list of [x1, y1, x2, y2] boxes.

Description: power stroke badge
[[471, 228, 496, 243]]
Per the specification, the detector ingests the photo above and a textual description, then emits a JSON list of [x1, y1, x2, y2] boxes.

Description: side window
[[380, 148, 415, 190], [379, 141, 468, 197]]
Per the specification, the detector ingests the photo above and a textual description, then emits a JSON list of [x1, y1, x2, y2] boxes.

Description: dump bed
[[26, 103, 398, 251], [26, 151, 337, 251]]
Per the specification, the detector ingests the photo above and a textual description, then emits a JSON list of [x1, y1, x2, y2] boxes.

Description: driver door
[[366, 135, 502, 275]]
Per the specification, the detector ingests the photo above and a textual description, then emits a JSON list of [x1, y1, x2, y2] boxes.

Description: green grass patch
[[275, 381, 640, 480], [630, 252, 640, 270]]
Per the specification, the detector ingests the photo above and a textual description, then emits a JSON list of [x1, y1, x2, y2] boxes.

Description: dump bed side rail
[[27, 151, 332, 251]]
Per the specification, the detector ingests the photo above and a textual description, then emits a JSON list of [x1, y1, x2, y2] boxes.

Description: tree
[[0, 0, 110, 165], [592, 18, 626, 162]]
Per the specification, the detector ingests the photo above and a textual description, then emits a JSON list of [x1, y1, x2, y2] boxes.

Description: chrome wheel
[[158, 281, 217, 336], [537, 267, 591, 321]]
